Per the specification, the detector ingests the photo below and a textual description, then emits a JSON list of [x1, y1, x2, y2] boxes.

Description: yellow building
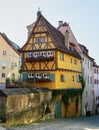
[[0, 33, 20, 89], [21, 11, 82, 117]]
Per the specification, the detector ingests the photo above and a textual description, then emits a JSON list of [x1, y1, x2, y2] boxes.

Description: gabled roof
[[78, 43, 94, 61], [21, 14, 81, 59], [93, 62, 99, 68], [58, 22, 82, 54], [0, 32, 20, 55]]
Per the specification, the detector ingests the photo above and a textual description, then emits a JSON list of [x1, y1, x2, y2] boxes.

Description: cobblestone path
[[1, 115, 99, 130]]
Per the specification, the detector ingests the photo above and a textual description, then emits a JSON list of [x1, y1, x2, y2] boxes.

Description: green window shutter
[[49, 74, 55, 82], [23, 73, 28, 81]]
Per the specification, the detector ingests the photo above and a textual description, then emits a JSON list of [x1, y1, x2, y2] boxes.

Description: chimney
[[65, 30, 69, 50], [58, 21, 63, 27]]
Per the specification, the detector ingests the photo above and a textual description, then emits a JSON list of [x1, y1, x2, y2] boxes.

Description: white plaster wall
[[93, 67, 99, 106], [82, 55, 93, 116]]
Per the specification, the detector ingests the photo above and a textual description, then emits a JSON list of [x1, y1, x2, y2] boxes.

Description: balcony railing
[[26, 56, 54, 62]]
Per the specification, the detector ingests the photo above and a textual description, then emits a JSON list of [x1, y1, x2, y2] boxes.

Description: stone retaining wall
[[0, 88, 55, 126]]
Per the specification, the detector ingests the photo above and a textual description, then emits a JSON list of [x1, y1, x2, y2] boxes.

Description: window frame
[[60, 53, 64, 61], [60, 74, 66, 82], [2, 73, 6, 78], [2, 50, 7, 55], [38, 19, 44, 26], [2, 60, 6, 67], [36, 37, 45, 43]]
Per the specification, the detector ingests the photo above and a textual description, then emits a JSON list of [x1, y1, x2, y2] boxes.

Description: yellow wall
[[57, 51, 82, 72], [23, 25, 56, 51], [62, 96, 81, 117], [23, 69, 81, 90], [55, 70, 82, 89], [0, 35, 20, 84]]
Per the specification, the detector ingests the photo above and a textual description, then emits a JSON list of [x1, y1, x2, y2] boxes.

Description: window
[[94, 79, 96, 84], [33, 52, 39, 58], [94, 68, 96, 73], [90, 76, 92, 84], [28, 73, 34, 78], [27, 52, 32, 58], [72, 76, 74, 81], [41, 37, 45, 42], [85, 59, 87, 63], [36, 73, 42, 79], [43, 74, 49, 79], [97, 69, 98, 74], [74, 59, 77, 64], [70, 58, 72, 63], [2, 73, 5, 78], [36, 37, 45, 43], [88, 61, 89, 69], [40, 51, 46, 57], [60, 74, 66, 82], [88, 76, 89, 84], [60, 53, 64, 61], [2, 60, 6, 67], [38, 20, 43, 26], [77, 75, 81, 82], [90, 63, 92, 70], [2, 50, 6, 55], [47, 51, 54, 57], [97, 79, 98, 84]]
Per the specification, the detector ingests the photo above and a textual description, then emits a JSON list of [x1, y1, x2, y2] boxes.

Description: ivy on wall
[[52, 89, 82, 113], [52, 75, 85, 113], [79, 75, 85, 92]]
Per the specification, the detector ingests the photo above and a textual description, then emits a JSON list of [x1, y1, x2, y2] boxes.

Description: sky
[[0, 0, 99, 64]]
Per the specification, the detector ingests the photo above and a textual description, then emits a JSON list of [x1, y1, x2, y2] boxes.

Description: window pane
[[2, 73, 5, 78], [38, 20, 43, 26], [2, 60, 6, 67], [3, 50, 6, 55], [36, 37, 45, 43], [60, 75, 66, 82], [60, 53, 64, 61]]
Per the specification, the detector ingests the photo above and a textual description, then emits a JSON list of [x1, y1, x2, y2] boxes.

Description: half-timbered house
[[20, 11, 82, 117]]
